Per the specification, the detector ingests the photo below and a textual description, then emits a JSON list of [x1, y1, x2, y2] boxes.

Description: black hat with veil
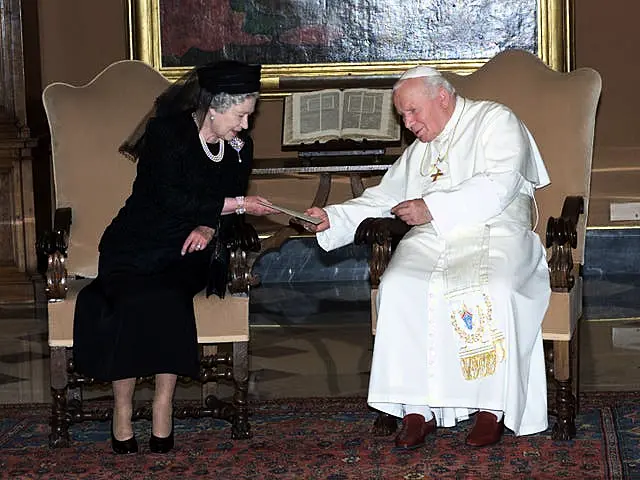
[[120, 60, 261, 160]]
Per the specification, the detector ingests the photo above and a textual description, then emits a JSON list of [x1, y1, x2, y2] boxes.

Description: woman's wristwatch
[[235, 196, 246, 214]]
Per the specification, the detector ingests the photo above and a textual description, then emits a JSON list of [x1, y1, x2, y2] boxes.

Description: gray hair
[[210, 91, 259, 113], [420, 75, 455, 98]]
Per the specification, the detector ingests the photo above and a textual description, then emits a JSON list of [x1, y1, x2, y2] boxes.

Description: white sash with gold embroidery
[[443, 224, 506, 381]]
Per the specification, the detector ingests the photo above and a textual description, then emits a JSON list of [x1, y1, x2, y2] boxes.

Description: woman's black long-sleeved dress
[[73, 112, 252, 381]]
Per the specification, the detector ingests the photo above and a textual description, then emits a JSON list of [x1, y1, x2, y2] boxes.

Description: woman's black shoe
[[111, 424, 138, 454], [149, 430, 174, 453]]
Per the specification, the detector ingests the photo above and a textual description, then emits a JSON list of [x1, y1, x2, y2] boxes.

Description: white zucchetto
[[398, 65, 442, 81]]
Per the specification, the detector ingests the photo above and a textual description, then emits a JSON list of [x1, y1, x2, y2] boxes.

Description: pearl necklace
[[199, 134, 224, 162], [419, 98, 466, 180], [192, 112, 224, 162]]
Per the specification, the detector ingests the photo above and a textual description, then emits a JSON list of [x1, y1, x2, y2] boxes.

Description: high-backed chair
[[355, 49, 601, 440], [39, 60, 259, 448]]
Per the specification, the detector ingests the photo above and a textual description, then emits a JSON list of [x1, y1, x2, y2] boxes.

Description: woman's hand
[[244, 196, 279, 216], [302, 207, 330, 232], [181, 225, 215, 256]]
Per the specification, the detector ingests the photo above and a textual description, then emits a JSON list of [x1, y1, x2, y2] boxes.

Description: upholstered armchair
[[38, 60, 259, 448], [355, 50, 601, 440]]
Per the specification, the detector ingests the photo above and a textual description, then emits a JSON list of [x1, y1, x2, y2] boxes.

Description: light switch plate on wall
[[610, 202, 640, 221], [613, 327, 640, 350]]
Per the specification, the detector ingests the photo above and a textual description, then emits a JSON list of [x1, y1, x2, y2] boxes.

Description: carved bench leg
[[551, 339, 576, 440], [49, 347, 70, 448], [231, 341, 251, 439]]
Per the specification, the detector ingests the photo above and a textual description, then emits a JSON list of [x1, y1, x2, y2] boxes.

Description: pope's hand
[[390, 199, 433, 225], [303, 207, 330, 232]]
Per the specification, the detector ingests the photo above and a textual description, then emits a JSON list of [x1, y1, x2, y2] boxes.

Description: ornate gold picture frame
[[128, 0, 573, 95]]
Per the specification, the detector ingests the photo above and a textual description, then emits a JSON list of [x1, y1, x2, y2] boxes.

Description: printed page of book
[[340, 89, 401, 142], [282, 90, 343, 145]]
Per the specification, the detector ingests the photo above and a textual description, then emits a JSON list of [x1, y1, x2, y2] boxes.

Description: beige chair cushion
[[43, 60, 170, 277], [193, 293, 249, 344], [48, 279, 249, 347], [542, 278, 583, 341], [370, 288, 379, 336], [444, 50, 601, 264], [48, 279, 92, 347]]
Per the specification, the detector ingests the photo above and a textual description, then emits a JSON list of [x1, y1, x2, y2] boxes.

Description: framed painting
[[128, 0, 573, 94]]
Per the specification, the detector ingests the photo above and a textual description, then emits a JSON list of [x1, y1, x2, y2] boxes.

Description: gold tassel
[[460, 349, 498, 380]]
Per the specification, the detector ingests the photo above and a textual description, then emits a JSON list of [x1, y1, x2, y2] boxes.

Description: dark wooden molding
[[0, 0, 39, 304], [0, 0, 28, 126]]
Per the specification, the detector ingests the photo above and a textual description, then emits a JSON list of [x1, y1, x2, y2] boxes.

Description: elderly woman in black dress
[[73, 61, 275, 454]]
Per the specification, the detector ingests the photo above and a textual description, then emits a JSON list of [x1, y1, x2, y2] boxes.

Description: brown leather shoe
[[394, 413, 436, 450], [465, 411, 505, 447]]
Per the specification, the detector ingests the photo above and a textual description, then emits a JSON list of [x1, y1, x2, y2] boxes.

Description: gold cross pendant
[[430, 167, 444, 182]]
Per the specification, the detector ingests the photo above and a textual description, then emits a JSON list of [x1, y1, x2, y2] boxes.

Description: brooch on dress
[[229, 136, 245, 163]]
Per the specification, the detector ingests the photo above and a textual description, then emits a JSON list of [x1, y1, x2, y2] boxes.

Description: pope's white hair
[[393, 65, 456, 98]]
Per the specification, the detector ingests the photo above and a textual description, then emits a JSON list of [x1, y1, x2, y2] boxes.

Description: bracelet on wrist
[[235, 196, 246, 214]]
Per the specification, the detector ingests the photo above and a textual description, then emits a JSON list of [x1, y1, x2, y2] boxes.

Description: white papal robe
[[316, 97, 551, 436]]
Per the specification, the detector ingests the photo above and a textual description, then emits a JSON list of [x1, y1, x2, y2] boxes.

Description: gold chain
[[419, 97, 466, 177]]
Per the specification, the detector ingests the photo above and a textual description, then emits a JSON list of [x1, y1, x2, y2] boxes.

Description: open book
[[282, 88, 401, 146]]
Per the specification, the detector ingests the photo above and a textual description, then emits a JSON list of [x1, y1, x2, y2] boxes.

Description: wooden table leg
[[349, 172, 365, 197], [312, 172, 332, 207]]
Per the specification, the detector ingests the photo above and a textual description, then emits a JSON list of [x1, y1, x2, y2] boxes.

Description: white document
[[258, 200, 323, 225]]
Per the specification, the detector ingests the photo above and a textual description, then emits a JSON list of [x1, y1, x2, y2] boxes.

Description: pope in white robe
[[304, 66, 551, 447]]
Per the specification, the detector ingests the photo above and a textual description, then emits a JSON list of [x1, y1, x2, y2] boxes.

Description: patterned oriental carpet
[[0, 393, 637, 479]]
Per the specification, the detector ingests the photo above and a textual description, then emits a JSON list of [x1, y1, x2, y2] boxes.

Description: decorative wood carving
[[545, 196, 583, 292]]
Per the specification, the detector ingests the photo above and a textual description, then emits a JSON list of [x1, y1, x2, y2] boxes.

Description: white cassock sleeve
[[316, 149, 410, 251], [424, 108, 538, 237]]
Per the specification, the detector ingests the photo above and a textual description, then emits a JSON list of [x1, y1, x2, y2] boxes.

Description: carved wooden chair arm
[[36, 207, 72, 301], [354, 217, 410, 287], [226, 215, 261, 253], [354, 217, 411, 246], [545, 195, 584, 292]]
